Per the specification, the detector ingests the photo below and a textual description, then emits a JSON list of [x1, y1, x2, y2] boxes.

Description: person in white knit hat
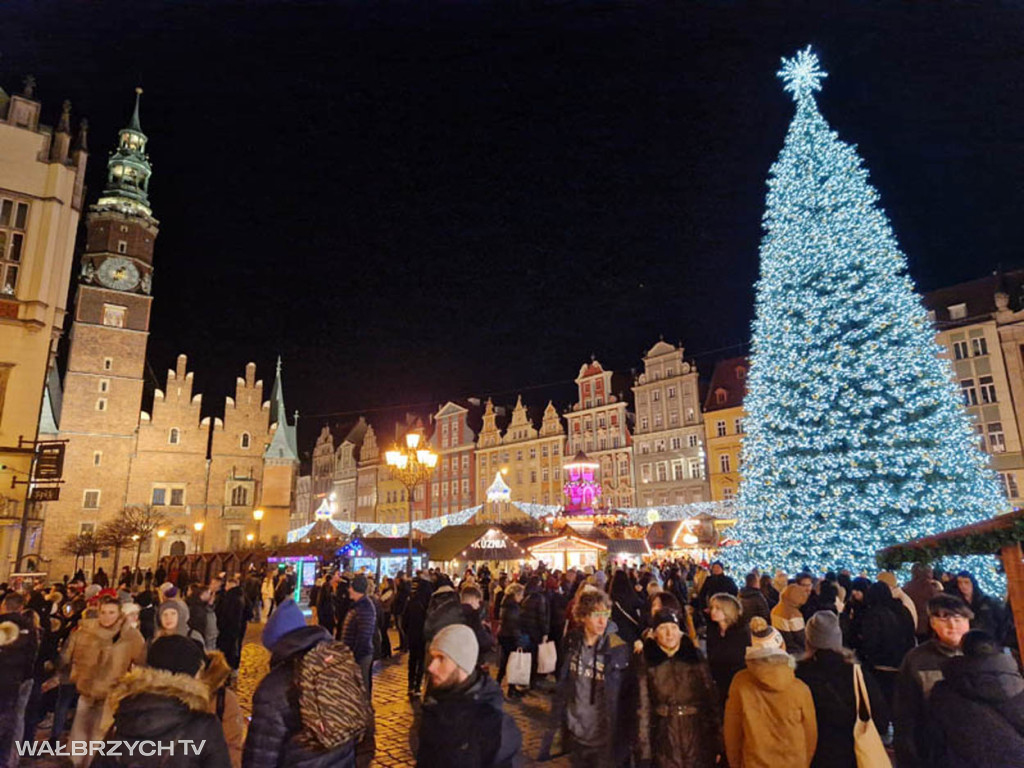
[[724, 616, 817, 768]]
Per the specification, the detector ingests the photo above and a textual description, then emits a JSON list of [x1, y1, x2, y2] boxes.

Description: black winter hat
[[147, 635, 205, 676]]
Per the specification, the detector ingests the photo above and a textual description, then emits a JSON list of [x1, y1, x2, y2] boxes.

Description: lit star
[[778, 46, 827, 101]]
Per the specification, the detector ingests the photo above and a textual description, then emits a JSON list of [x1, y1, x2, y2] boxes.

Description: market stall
[[338, 536, 427, 578], [425, 524, 528, 572], [645, 514, 731, 562], [526, 533, 607, 571], [605, 537, 650, 568], [877, 509, 1024, 654]]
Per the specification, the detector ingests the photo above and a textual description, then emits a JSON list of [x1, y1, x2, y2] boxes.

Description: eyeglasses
[[589, 610, 611, 619]]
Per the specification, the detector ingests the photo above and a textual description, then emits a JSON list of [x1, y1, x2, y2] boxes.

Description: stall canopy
[[425, 524, 528, 563], [605, 538, 651, 558], [527, 533, 607, 571], [877, 509, 1024, 653]]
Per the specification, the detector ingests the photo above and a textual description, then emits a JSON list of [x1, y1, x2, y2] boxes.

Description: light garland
[[726, 47, 1008, 593]]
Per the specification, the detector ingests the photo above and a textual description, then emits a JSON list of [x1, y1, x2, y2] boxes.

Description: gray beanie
[[806, 610, 843, 652], [430, 624, 478, 675]]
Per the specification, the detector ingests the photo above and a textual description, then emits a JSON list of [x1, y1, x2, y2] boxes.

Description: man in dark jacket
[[894, 593, 972, 768], [393, 572, 411, 651], [697, 562, 738, 611], [317, 571, 341, 634], [737, 572, 771, 626], [520, 578, 550, 688], [928, 629, 1024, 767], [403, 572, 434, 696], [216, 576, 247, 670], [423, 580, 463, 645], [244, 599, 362, 768], [243, 570, 263, 622], [0, 592, 38, 765], [416, 624, 523, 767], [459, 586, 494, 657], [953, 570, 1007, 641], [94, 635, 230, 768], [342, 574, 377, 698], [540, 589, 636, 768]]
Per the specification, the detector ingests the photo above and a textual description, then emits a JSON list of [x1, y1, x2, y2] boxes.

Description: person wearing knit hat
[[261, 596, 307, 650], [416, 625, 524, 767], [342, 572, 377, 698], [99, 636, 231, 766], [724, 615, 817, 768], [155, 598, 194, 640], [796, 612, 887, 768]]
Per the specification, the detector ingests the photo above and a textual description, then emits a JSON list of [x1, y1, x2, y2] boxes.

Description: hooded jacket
[[423, 586, 462, 645], [93, 666, 230, 768], [858, 582, 916, 671], [770, 585, 807, 655], [0, 610, 38, 692], [243, 625, 360, 768], [636, 639, 722, 768], [723, 654, 817, 768], [520, 587, 551, 645], [62, 617, 146, 700], [893, 638, 961, 768], [927, 651, 1024, 767], [416, 669, 523, 768], [202, 650, 245, 768]]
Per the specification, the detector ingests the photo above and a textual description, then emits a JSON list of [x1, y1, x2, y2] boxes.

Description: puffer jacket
[[498, 598, 523, 641], [636, 639, 722, 768], [416, 669, 523, 768], [243, 625, 359, 768], [520, 589, 550, 645], [94, 666, 230, 768], [928, 650, 1024, 767], [770, 585, 807, 656], [202, 650, 245, 768], [341, 594, 377, 659], [62, 617, 146, 700], [0, 610, 38, 692], [737, 587, 771, 626], [423, 587, 463, 645], [723, 654, 817, 768]]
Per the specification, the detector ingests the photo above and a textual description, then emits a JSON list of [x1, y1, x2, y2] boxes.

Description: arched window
[[169, 541, 186, 556], [231, 486, 248, 506], [169, 428, 180, 445], [240, 432, 251, 449]]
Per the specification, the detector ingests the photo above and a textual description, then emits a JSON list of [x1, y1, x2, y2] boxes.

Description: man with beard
[[415, 624, 523, 768]]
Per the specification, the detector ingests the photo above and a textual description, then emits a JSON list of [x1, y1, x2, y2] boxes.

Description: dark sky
[[7, 2, 1024, 452]]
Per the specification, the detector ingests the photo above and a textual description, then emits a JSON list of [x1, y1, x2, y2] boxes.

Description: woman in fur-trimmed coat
[[95, 635, 230, 768]]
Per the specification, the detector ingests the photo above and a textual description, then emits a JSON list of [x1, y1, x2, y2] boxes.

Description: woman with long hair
[[705, 593, 748, 708], [610, 569, 645, 645]]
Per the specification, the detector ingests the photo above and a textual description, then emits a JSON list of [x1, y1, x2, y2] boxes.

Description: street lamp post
[[252, 508, 264, 546], [193, 521, 204, 554], [246, 533, 255, 549], [155, 528, 166, 567], [385, 431, 438, 576]]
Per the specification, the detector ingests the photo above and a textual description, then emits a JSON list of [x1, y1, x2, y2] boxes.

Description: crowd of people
[[0, 557, 1022, 767]]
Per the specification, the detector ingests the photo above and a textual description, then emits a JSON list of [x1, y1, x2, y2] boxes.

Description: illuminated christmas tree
[[732, 48, 1006, 574]]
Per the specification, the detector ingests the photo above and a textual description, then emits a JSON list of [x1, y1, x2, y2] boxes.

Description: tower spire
[[95, 88, 153, 217], [266, 356, 299, 461]]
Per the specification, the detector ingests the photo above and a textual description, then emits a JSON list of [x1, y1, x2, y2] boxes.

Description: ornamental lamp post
[[253, 508, 264, 546], [385, 431, 438, 576]]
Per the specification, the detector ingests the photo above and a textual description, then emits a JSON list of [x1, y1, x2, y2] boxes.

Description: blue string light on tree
[[728, 47, 1007, 590]]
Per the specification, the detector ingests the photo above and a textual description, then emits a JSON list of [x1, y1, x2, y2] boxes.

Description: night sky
[[7, 2, 1024, 453]]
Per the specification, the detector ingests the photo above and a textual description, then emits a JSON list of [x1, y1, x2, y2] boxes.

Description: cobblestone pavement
[[238, 623, 571, 767]]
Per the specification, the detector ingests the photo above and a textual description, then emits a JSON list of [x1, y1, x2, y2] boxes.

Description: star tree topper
[[778, 46, 827, 101]]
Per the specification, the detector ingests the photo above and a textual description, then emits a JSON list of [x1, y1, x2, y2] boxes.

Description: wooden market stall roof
[[424, 524, 526, 562], [876, 509, 1024, 654]]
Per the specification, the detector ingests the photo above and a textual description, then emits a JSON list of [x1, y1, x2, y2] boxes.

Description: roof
[[922, 269, 1024, 328], [876, 509, 1024, 569], [527, 534, 608, 553], [266, 356, 299, 461], [646, 521, 685, 549], [423, 524, 498, 561], [605, 538, 651, 555], [703, 356, 748, 413], [359, 537, 423, 556]]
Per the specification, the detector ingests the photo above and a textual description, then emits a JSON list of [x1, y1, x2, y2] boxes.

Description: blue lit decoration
[[728, 47, 1008, 589], [617, 502, 737, 526], [337, 537, 364, 558]]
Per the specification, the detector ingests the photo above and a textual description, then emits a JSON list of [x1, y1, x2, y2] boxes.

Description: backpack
[[295, 640, 371, 751]]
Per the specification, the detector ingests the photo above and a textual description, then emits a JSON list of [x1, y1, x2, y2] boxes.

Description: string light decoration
[[729, 47, 1007, 583]]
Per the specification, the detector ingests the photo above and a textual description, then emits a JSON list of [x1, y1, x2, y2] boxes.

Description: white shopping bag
[[537, 638, 557, 675], [507, 648, 532, 687]]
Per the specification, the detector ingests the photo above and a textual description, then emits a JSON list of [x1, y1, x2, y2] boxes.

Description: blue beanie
[[262, 598, 306, 650]]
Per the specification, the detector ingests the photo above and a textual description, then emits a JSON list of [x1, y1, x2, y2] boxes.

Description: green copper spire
[[96, 87, 153, 217]]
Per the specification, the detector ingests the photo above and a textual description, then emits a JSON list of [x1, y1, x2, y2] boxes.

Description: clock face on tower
[[96, 257, 141, 291]]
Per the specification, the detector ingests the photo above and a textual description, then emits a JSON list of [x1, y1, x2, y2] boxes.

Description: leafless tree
[[96, 514, 136, 576], [121, 505, 170, 573], [60, 532, 94, 574]]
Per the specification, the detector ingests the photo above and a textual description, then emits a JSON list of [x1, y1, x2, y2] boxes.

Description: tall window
[[952, 340, 969, 360], [656, 463, 667, 482], [668, 386, 677, 398], [671, 437, 682, 451], [0, 199, 29, 294], [987, 422, 1006, 453], [960, 379, 978, 406], [168, 428, 180, 445], [688, 459, 703, 479], [231, 486, 248, 506], [722, 487, 735, 501], [979, 376, 997, 404], [716, 420, 727, 437], [152, 488, 166, 505], [83, 490, 100, 509], [170, 488, 184, 506], [688, 434, 699, 448], [972, 337, 988, 357], [240, 432, 251, 449], [720, 454, 731, 473], [1001, 472, 1020, 499], [735, 418, 745, 434]]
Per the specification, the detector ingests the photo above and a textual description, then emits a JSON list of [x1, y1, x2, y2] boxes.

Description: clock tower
[[49, 89, 158, 549]]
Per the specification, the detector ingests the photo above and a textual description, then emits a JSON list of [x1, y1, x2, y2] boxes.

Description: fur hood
[[108, 665, 211, 717], [201, 649, 232, 692]]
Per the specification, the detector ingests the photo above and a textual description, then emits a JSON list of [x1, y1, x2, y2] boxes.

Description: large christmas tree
[[732, 48, 1006, 574]]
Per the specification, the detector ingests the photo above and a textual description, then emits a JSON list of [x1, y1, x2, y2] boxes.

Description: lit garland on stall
[[288, 505, 484, 540], [728, 47, 1007, 588]]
